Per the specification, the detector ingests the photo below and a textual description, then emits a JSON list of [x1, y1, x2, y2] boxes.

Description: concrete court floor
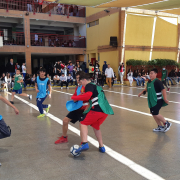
[[0, 85, 180, 180]]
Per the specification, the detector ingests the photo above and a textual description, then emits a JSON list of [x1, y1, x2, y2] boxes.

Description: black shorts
[[150, 99, 163, 115], [66, 110, 84, 124]]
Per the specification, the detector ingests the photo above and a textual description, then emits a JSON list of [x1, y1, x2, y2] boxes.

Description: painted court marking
[[53, 89, 180, 125], [6, 92, 165, 180], [104, 89, 180, 104]]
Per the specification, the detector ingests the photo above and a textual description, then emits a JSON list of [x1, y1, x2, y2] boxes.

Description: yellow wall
[[99, 51, 119, 75], [153, 17, 178, 47], [125, 50, 150, 62], [125, 14, 154, 46], [151, 51, 177, 60], [86, 7, 106, 17]]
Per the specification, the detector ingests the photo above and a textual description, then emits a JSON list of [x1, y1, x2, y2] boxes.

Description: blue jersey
[[36, 76, 49, 98]]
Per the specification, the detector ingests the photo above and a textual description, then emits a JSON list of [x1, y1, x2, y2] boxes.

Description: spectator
[[67, 62, 74, 76], [118, 62, 125, 85], [24, 73, 31, 88], [168, 70, 176, 85], [139, 71, 145, 87], [56, 61, 62, 76], [102, 61, 108, 74], [94, 68, 99, 84], [60, 73, 68, 89], [1, 73, 6, 91], [74, 5, 78, 16], [76, 64, 82, 71], [81, 62, 86, 72], [133, 70, 140, 86], [15, 63, 20, 73], [53, 74, 60, 86], [177, 69, 180, 83], [112, 72, 117, 86], [127, 69, 133, 86], [6, 59, 15, 77], [38, 0, 43, 13], [57, 3, 62, 14], [27, 0, 32, 12], [67, 73, 73, 86], [69, 5, 73, 16], [105, 64, 114, 89], [169, 68, 177, 84], [31, 74, 36, 87], [22, 63, 26, 79], [94, 60, 100, 71], [89, 62, 94, 77], [5, 73, 12, 91], [161, 66, 169, 91]]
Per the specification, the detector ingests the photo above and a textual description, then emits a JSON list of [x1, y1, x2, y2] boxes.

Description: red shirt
[[120, 66, 123, 72]]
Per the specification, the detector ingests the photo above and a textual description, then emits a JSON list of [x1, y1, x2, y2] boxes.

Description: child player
[[138, 68, 172, 132], [54, 71, 88, 144], [71, 73, 114, 154], [10, 69, 32, 104], [35, 68, 51, 118]]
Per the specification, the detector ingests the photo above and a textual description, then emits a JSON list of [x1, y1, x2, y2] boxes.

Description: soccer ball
[[70, 145, 81, 157]]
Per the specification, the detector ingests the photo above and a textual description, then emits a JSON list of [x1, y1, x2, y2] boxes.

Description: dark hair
[[79, 72, 90, 81], [61, 73, 64, 75], [39, 68, 46, 73], [16, 68, 21, 71], [150, 68, 158, 74], [76, 71, 84, 76]]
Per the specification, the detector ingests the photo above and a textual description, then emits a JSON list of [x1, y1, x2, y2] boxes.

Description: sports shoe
[[54, 136, 68, 144], [29, 95, 32, 100], [164, 121, 172, 132], [61, 87, 63, 89], [99, 146, 106, 153], [46, 104, 51, 114], [37, 114, 45, 118], [10, 101, 14, 104], [153, 126, 165, 132], [167, 88, 170, 92], [75, 143, 89, 153]]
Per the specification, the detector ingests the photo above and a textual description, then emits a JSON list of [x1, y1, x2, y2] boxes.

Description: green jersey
[[161, 70, 167, 81], [13, 74, 22, 90]]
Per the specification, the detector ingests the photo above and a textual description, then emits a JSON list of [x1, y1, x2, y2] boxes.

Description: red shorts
[[80, 111, 108, 130]]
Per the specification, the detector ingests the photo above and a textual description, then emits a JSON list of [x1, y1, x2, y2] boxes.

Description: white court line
[[53, 89, 180, 125], [104, 90, 180, 104], [6, 92, 165, 180]]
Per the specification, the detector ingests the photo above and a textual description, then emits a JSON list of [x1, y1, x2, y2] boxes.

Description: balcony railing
[[30, 33, 86, 48], [0, 0, 85, 17], [0, 31, 25, 45]]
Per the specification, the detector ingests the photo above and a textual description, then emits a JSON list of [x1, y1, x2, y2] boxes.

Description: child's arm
[[0, 96, 19, 114], [162, 89, 169, 104], [35, 83, 39, 93], [138, 88, 147, 97], [48, 84, 51, 98], [17, 79, 24, 83]]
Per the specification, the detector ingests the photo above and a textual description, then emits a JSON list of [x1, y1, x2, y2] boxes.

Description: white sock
[[27, 94, 29, 97]]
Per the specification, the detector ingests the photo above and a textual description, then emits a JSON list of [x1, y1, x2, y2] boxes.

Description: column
[[24, 15, 32, 74], [177, 20, 180, 63]]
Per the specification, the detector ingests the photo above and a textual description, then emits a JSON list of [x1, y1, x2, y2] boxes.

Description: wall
[[86, 7, 106, 17]]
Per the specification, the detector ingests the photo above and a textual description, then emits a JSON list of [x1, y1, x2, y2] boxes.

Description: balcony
[[0, 31, 25, 45], [0, 0, 85, 17], [30, 33, 86, 48]]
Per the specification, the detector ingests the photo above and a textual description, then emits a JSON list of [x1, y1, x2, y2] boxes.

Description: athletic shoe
[[61, 87, 63, 89], [164, 121, 172, 132], [75, 143, 89, 153], [99, 146, 106, 153], [167, 88, 170, 92], [29, 95, 32, 100], [37, 114, 45, 118], [46, 104, 51, 114], [153, 126, 165, 132], [10, 101, 14, 104], [54, 136, 68, 144]]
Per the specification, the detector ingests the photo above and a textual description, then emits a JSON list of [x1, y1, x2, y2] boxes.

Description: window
[[3, 29, 8, 40], [87, 19, 99, 28]]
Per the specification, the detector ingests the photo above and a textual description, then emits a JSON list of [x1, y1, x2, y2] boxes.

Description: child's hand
[[164, 99, 169, 104], [49, 94, 51, 99], [138, 92, 142, 97], [14, 107, 19, 115], [36, 89, 39, 93]]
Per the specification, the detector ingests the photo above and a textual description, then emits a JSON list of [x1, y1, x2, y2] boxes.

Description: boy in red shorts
[[54, 71, 88, 144], [71, 73, 114, 153]]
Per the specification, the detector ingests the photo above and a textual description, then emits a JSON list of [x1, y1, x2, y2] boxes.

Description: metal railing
[[0, 0, 85, 17], [30, 33, 86, 48], [0, 31, 25, 45]]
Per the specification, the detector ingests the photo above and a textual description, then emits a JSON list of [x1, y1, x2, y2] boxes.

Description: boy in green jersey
[[138, 68, 172, 133], [10, 69, 32, 104]]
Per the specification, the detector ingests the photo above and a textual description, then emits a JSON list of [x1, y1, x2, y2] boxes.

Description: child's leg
[[11, 92, 15, 101], [153, 114, 166, 124], [153, 115, 163, 126], [93, 128, 103, 147], [37, 98, 44, 114], [80, 123, 88, 142], [19, 93, 29, 97]]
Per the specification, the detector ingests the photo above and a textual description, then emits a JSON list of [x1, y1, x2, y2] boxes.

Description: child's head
[[16, 69, 21, 75], [61, 73, 64, 77], [149, 68, 158, 80], [47, 73, 49, 77], [68, 73, 71, 76], [39, 68, 46, 77]]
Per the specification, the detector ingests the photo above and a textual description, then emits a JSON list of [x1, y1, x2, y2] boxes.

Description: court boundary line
[[6, 92, 165, 180]]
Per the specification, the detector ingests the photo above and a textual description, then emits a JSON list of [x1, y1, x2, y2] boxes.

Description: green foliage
[[126, 59, 179, 67]]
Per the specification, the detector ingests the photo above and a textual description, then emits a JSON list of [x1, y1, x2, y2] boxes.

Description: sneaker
[[167, 88, 170, 92], [37, 114, 45, 118], [75, 143, 89, 153], [153, 126, 165, 132], [29, 95, 32, 100], [61, 87, 63, 89], [164, 121, 172, 132], [54, 136, 68, 144], [99, 146, 106, 153], [46, 104, 51, 114], [10, 101, 14, 104]]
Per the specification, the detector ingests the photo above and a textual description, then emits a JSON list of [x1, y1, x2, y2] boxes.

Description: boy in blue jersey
[[35, 68, 52, 118]]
